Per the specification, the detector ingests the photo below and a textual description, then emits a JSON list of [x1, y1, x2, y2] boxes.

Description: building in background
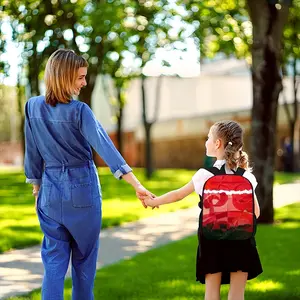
[[92, 58, 297, 170], [1, 58, 297, 170]]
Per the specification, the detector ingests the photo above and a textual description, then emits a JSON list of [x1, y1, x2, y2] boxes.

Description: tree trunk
[[141, 75, 153, 179], [145, 122, 153, 179], [248, 1, 290, 223], [27, 52, 40, 96], [17, 79, 25, 165], [116, 86, 124, 155]]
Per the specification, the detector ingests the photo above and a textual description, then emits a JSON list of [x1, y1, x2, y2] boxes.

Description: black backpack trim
[[204, 165, 246, 176]]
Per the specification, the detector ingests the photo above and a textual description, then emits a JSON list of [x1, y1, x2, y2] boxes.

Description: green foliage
[[8, 203, 300, 299], [180, 0, 251, 61], [180, 0, 299, 67], [282, 0, 300, 71], [2, 0, 178, 100]]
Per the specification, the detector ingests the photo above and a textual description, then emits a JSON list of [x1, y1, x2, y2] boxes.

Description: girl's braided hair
[[212, 120, 250, 170]]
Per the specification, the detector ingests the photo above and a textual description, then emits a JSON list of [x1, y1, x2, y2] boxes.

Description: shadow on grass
[[275, 218, 300, 223], [8, 225, 42, 233], [102, 214, 141, 228]]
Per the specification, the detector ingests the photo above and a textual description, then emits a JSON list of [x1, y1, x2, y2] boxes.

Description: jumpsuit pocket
[[40, 184, 52, 208], [71, 182, 93, 208]]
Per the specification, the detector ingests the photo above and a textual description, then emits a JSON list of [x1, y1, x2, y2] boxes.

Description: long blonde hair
[[212, 120, 250, 170], [44, 49, 88, 106]]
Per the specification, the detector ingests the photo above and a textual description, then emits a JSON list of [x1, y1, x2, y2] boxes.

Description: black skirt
[[196, 236, 263, 284]]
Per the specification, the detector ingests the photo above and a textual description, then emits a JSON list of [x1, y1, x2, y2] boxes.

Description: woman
[[24, 49, 153, 299]]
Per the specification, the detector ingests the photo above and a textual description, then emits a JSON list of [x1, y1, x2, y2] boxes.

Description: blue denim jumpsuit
[[24, 96, 132, 300]]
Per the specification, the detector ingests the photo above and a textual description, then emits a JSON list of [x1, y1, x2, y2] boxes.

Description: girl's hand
[[135, 185, 156, 208], [144, 195, 158, 208]]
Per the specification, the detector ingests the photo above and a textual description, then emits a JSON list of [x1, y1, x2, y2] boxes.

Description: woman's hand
[[35, 195, 38, 211], [32, 185, 40, 211], [135, 185, 158, 209], [121, 172, 158, 209]]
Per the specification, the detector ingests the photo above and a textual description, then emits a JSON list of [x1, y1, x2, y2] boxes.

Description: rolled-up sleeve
[[24, 101, 44, 185], [79, 103, 132, 179]]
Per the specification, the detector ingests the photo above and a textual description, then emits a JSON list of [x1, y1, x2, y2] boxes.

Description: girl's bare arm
[[145, 181, 194, 207], [254, 193, 260, 218]]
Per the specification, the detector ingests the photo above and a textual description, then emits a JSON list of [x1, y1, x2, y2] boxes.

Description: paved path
[[1, 183, 300, 299]]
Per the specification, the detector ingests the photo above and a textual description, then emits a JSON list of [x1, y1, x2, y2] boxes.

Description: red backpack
[[200, 165, 256, 240]]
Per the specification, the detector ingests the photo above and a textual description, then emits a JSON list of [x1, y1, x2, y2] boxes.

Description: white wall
[[91, 75, 116, 133], [91, 74, 297, 136]]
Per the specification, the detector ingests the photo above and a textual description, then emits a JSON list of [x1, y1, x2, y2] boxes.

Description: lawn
[[8, 203, 300, 300], [0, 167, 299, 254], [0, 167, 197, 253]]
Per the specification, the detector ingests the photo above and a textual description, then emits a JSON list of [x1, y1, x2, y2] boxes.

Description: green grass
[[7, 203, 300, 300], [1, 168, 300, 254], [0, 167, 197, 254]]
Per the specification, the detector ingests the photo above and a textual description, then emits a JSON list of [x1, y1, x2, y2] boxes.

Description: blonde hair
[[45, 49, 88, 106], [212, 120, 250, 170]]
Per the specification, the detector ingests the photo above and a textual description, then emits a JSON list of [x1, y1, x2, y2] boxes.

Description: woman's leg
[[71, 238, 99, 300], [205, 272, 222, 300], [38, 208, 71, 300], [66, 208, 101, 300], [228, 271, 248, 300]]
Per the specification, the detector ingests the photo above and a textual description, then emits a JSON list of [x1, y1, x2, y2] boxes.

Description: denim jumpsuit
[[24, 96, 132, 300]]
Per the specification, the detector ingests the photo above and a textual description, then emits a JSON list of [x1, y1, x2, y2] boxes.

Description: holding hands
[[135, 184, 158, 209], [144, 195, 158, 208], [118, 172, 159, 209]]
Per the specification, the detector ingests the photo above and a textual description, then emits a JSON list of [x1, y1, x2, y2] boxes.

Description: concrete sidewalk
[[1, 183, 300, 299]]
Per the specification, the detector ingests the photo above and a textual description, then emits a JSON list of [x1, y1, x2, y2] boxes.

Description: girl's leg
[[205, 272, 222, 300], [228, 271, 248, 300]]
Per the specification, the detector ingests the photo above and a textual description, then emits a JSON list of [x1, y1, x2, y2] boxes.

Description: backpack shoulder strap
[[204, 164, 228, 175], [204, 164, 245, 175], [203, 167, 221, 176], [219, 164, 226, 174], [219, 164, 246, 176], [235, 167, 246, 176]]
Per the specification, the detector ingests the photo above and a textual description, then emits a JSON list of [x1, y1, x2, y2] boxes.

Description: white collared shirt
[[192, 159, 258, 195]]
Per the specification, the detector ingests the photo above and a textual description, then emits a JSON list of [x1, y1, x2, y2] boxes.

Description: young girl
[[144, 120, 262, 300]]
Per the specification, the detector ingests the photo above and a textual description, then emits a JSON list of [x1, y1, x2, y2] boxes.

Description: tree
[[4, 0, 85, 96], [3, 0, 138, 107], [102, 58, 134, 155], [101, 21, 140, 155], [128, 0, 177, 178], [3, 0, 181, 172], [248, 0, 291, 223], [181, 1, 251, 61]]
